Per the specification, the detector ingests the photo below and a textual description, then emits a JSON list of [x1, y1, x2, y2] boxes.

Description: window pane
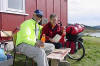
[[8, 0, 23, 10]]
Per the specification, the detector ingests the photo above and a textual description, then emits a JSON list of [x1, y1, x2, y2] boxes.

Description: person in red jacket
[[41, 14, 63, 49]]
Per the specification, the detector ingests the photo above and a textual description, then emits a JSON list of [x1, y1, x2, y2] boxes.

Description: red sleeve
[[57, 25, 63, 35], [41, 24, 50, 41]]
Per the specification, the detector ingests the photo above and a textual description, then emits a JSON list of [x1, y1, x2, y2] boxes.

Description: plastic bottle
[[0, 48, 7, 61], [41, 34, 45, 48], [41, 34, 45, 43]]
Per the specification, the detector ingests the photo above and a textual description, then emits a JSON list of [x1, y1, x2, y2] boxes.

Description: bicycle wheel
[[67, 40, 85, 61]]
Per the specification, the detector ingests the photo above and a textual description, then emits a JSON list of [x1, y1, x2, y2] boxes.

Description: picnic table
[[47, 48, 71, 66], [0, 31, 71, 66]]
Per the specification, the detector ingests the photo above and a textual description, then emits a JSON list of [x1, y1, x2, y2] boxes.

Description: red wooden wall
[[25, 0, 36, 20], [0, 13, 2, 30], [54, 0, 60, 20], [37, 0, 47, 17], [46, 0, 53, 20], [1, 13, 24, 31], [0, 0, 68, 32], [61, 0, 68, 26]]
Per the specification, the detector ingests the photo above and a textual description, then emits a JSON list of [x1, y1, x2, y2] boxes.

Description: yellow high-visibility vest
[[16, 19, 43, 46]]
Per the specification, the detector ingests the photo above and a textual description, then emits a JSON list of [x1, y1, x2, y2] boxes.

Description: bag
[[59, 34, 65, 47], [0, 48, 7, 61], [75, 24, 84, 33], [66, 24, 84, 35], [66, 25, 79, 35], [65, 41, 76, 54], [78, 38, 83, 49], [65, 39, 83, 54]]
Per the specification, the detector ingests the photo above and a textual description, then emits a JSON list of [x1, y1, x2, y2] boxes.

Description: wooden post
[[51, 59, 59, 66], [59, 60, 70, 66], [32, 60, 34, 66]]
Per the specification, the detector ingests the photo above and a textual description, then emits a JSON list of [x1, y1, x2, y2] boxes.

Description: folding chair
[[13, 33, 34, 66]]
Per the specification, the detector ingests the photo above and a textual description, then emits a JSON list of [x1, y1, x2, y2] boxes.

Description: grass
[[13, 54, 35, 66], [84, 29, 100, 33], [13, 36, 100, 66], [67, 36, 100, 66]]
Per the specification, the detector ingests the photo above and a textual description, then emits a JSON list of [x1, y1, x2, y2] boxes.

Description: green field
[[68, 36, 100, 66], [14, 36, 100, 66], [84, 29, 100, 33]]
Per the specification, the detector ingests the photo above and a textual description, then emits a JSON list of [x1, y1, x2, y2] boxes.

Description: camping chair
[[13, 33, 35, 66]]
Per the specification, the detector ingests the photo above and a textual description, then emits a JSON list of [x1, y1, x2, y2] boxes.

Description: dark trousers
[[46, 41, 62, 49]]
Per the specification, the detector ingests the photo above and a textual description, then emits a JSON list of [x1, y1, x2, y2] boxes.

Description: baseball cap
[[34, 10, 43, 18]]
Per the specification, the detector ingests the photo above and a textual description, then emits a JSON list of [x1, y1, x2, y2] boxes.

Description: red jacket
[[41, 22, 63, 42]]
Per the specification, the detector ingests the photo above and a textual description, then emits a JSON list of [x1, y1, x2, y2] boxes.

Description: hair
[[50, 13, 57, 19]]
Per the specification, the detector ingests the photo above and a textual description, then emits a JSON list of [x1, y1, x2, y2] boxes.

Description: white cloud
[[69, 0, 100, 16], [68, 0, 100, 26]]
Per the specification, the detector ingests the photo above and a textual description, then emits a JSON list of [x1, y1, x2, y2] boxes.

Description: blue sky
[[68, 0, 100, 26]]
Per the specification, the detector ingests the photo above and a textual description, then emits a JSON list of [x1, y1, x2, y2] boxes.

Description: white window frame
[[0, 0, 3, 11], [0, 0, 28, 15]]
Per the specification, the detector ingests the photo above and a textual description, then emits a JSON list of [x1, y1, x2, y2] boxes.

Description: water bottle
[[6, 54, 13, 60], [41, 34, 45, 48], [0, 48, 7, 61]]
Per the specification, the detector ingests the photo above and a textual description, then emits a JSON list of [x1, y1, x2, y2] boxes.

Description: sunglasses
[[36, 14, 43, 18]]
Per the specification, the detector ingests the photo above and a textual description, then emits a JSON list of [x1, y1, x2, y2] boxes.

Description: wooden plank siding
[[0, 0, 68, 40]]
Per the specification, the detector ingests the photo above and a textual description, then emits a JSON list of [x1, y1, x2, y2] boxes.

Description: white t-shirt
[[36, 24, 39, 39]]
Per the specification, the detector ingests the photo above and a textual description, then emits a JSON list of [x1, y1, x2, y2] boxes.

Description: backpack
[[66, 25, 79, 35], [75, 24, 84, 33], [65, 38, 83, 54], [66, 41, 76, 54], [65, 40, 82, 54], [66, 24, 84, 35]]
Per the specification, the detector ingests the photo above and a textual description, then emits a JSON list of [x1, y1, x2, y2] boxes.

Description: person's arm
[[35, 40, 44, 48], [57, 26, 63, 35], [41, 24, 50, 41]]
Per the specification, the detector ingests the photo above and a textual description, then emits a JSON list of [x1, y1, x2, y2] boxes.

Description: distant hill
[[67, 23, 100, 33], [68, 23, 100, 30], [94, 26, 100, 29], [85, 25, 100, 30], [84, 25, 100, 33]]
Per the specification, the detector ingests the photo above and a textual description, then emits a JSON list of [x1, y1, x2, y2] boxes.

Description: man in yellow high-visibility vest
[[16, 10, 50, 66]]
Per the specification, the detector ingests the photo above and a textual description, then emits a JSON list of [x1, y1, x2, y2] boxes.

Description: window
[[7, 0, 25, 12], [8, 0, 23, 10], [0, 0, 3, 11], [0, 0, 27, 15]]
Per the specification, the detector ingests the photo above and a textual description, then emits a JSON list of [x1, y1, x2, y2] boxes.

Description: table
[[47, 48, 71, 66]]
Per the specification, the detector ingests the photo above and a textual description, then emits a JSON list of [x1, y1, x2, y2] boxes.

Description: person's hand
[[49, 38, 55, 42], [35, 40, 44, 48]]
